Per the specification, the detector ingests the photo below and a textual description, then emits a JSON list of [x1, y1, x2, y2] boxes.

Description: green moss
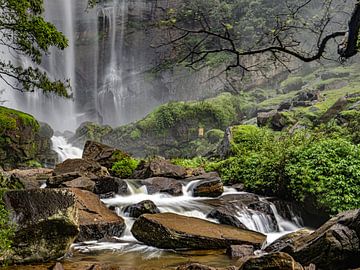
[[171, 157, 207, 168], [280, 76, 305, 92], [130, 129, 141, 140], [0, 106, 39, 134], [206, 129, 225, 144]]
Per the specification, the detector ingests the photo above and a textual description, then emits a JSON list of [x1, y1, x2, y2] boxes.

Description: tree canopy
[[156, 0, 360, 77], [0, 0, 70, 97]]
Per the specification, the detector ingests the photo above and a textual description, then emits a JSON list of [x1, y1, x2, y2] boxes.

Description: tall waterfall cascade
[[1, 0, 224, 132]]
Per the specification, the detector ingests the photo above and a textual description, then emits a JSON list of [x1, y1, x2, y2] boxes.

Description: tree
[[156, 0, 360, 77], [0, 0, 70, 97]]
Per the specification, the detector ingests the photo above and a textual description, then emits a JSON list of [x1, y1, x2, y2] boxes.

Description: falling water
[[51, 136, 83, 162]]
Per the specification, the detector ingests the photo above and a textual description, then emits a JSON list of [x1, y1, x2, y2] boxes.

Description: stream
[[42, 137, 304, 269]]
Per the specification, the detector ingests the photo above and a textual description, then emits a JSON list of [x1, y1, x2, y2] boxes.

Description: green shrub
[[110, 156, 140, 178], [0, 189, 15, 260], [286, 138, 360, 214], [206, 129, 225, 144]]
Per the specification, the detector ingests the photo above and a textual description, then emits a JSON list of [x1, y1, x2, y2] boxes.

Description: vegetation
[[0, 107, 40, 134], [204, 123, 360, 215], [0, 0, 70, 96], [110, 151, 140, 178]]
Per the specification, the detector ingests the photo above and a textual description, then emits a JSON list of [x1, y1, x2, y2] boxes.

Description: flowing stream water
[[47, 136, 303, 269]]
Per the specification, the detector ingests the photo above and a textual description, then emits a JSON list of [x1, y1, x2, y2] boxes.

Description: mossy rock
[[0, 107, 53, 170]]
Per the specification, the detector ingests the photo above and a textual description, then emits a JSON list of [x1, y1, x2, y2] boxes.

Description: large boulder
[[0, 107, 56, 170], [281, 209, 360, 270], [177, 263, 236, 270], [71, 188, 125, 242], [131, 213, 266, 250], [93, 176, 128, 197], [53, 158, 109, 179], [123, 200, 160, 218], [264, 229, 312, 253], [2, 189, 79, 264], [132, 157, 187, 179], [82, 140, 129, 170], [4, 168, 52, 189], [239, 252, 304, 270], [191, 174, 224, 197], [141, 177, 183, 196]]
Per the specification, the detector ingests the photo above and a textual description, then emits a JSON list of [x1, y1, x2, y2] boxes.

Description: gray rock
[[124, 200, 160, 218]]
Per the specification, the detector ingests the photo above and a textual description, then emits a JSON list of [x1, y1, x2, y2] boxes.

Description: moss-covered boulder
[[2, 189, 79, 264], [131, 213, 266, 250], [0, 107, 56, 170]]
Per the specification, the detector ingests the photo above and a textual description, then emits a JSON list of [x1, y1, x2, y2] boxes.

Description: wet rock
[[82, 140, 130, 170], [71, 188, 125, 242], [123, 200, 160, 218], [239, 252, 304, 270], [141, 177, 183, 196], [3, 189, 79, 264], [226, 245, 254, 259], [191, 176, 224, 197], [5, 168, 53, 189], [264, 229, 313, 253], [132, 157, 187, 179], [93, 176, 128, 196], [286, 209, 360, 270], [207, 207, 247, 229], [131, 213, 266, 250], [53, 158, 109, 179]]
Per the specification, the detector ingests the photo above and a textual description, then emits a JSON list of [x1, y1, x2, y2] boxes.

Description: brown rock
[[240, 252, 304, 270], [82, 140, 129, 170], [191, 176, 224, 197], [131, 213, 266, 250], [132, 157, 187, 179], [287, 209, 360, 270], [53, 159, 109, 179], [50, 262, 64, 270], [226, 245, 254, 258], [46, 172, 82, 188], [264, 229, 313, 253], [71, 188, 125, 242], [319, 96, 348, 123], [62, 176, 95, 191], [6, 168, 53, 189], [141, 177, 183, 196], [177, 263, 236, 270]]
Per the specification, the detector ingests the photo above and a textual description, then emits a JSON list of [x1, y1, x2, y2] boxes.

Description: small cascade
[[74, 179, 303, 255], [51, 136, 83, 162]]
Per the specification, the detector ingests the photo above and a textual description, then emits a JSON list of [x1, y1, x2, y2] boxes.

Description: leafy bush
[[286, 138, 360, 214], [0, 189, 15, 260], [110, 156, 140, 178], [212, 125, 360, 214]]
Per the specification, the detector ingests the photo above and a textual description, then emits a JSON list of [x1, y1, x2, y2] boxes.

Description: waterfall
[[51, 136, 83, 162]]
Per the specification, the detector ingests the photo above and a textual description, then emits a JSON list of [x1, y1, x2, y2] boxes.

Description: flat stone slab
[[131, 213, 266, 250]]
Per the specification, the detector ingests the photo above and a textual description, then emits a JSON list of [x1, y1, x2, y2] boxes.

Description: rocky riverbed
[[1, 140, 360, 270]]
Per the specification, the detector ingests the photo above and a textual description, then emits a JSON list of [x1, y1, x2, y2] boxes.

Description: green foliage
[[0, 0, 70, 96], [110, 152, 139, 178], [280, 76, 305, 93], [206, 129, 224, 144], [171, 157, 208, 169], [212, 124, 360, 214], [286, 138, 360, 214], [0, 106, 39, 134]]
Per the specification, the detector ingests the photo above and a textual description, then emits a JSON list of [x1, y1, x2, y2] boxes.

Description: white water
[[51, 136, 83, 162], [73, 180, 303, 255]]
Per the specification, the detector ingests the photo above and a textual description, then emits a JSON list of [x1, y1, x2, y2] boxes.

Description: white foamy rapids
[[51, 136, 83, 162], [74, 180, 303, 254]]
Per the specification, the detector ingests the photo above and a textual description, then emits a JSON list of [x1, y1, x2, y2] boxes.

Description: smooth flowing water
[[45, 138, 303, 269]]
